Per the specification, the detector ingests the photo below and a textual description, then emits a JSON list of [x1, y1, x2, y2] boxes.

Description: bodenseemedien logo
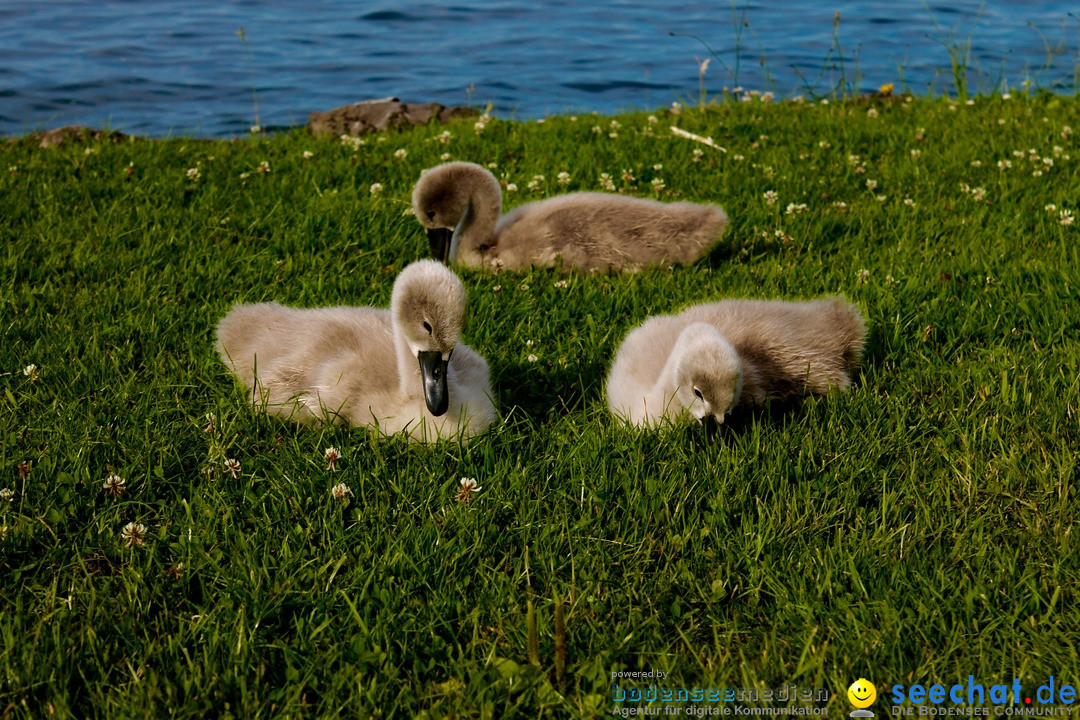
[[849, 678, 877, 718]]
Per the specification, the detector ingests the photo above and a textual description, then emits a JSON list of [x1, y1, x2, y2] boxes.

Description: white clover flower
[[876, 195, 888, 203], [239, 172, 251, 181], [1033, 170, 1043, 177], [885, 274, 898, 289], [393, 148, 407, 159], [818, 140, 830, 149], [856, 268, 870, 285], [440, 153, 451, 161], [832, 201, 848, 210], [527, 179, 540, 191], [0, 488, 13, 502], [784, 202, 808, 215], [369, 183, 383, 195], [324, 447, 341, 471], [904, 198, 916, 207], [186, 167, 200, 180], [910, 149, 922, 159], [438, 130, 452, 144], [224, 458, 241, 479], [1062, 126, 1072, 139], [761, 91, 775, 103], [557, 171, 571, 186], [650, 178, 665, 191], [763, 190, 778, 206], [506, 183, 517, 193], [971, 187, 986, 201], [692, 148, 704, 162], [257, 161, 270, 174], [670, 101, 682, 115], [599, 173, 616, 191], [302, 150, 314, 159], [647, 115, 658, 124], [554, 280, 568, 289], [867, 107, 879, 118], [997, 160, 1012, 169], [456, 477, 481, 502], [121, 522, 147, 548], [970, 160, 982, 167], [1045, 204, 1057, 213], [103, 474, 125, 497], [22, 364, 39, 380], [591, 126, 602, 134], [1061, 210, 1075, 226], [331, 482, 351, 500], [526, 353, 539, 363], [250, 125, 261, 134], [866, 179, 878, 191]]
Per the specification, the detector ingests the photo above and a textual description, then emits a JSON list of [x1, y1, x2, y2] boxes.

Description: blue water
[[0, 1, 1076, 138]]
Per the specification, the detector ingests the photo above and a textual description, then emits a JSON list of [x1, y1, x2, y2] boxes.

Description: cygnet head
[[672, 323, 743, 427], [391, 260, 469, 416], [411, 162, 501, 265]]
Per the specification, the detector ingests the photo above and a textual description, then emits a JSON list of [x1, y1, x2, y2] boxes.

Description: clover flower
[[324, 447, 341, 471], [103, 474, 126, 497], [456, 477, 481, 503], [331, 482, 351, 500], [764, 190, 778, 206], [22, 364, 39, 381], [121, 522, 147, 548], [369, 183, 383, 195], [224, 458, 241, 479]]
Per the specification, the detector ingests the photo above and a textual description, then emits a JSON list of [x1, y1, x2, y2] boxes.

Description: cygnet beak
[[426, 228, 453, 264], [417, 350, 450, 416], [702, 413, 724, 437]]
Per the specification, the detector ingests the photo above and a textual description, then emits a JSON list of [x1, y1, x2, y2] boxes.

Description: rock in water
[[307, 98, 479, 137]]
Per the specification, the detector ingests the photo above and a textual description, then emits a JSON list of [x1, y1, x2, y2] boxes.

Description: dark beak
[[417, 350, 449, 416], [703, 414, 720, 438], [427, 228, 452, 264]]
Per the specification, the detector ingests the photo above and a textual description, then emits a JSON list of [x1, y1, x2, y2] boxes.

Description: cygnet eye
[[693, 387, 704, 401], [423, 321, 432, 335], [477, 244, 489, 253], [426, 210, 436, 220]]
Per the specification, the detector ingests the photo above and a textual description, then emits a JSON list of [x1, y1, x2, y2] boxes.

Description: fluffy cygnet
[[411, 161, 729, 272], [606, 297, 867, 428], [215, 260, 497, 441]]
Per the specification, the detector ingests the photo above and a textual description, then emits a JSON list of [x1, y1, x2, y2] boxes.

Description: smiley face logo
[[847, 678, 877, 709]]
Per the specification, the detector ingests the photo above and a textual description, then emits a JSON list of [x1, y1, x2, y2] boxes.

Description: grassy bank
[[1, 93, 1079, 718]]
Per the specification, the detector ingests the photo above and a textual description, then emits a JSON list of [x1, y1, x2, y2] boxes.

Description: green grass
[[1, 92, 1079, 718]]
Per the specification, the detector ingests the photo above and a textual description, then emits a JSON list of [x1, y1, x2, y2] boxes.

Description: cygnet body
[[412, 161, 729, 272], [606, 298, 866, 428], [215, 260, 497, 441]]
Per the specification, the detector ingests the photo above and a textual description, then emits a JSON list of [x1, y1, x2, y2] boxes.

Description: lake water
[[0, 1, 1076, 138]]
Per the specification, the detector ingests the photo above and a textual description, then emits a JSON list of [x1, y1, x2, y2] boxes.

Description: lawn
[[1, 92, 1078, 718]]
